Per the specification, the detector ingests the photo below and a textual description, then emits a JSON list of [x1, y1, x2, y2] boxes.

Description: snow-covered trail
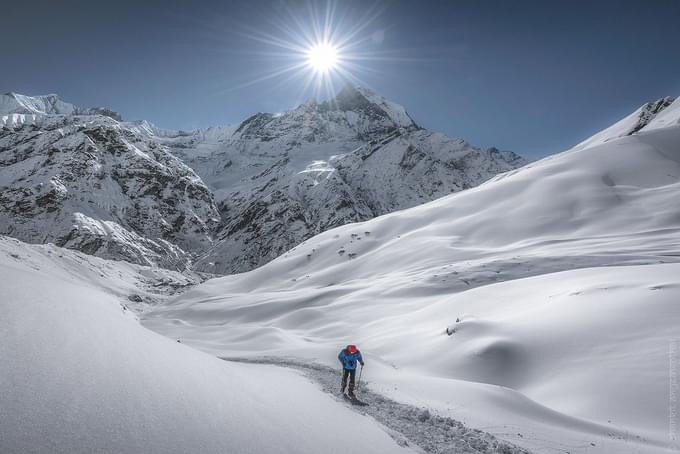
[[223, 356, 529, 454]]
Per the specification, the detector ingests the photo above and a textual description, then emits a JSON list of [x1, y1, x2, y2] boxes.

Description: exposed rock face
[[572, 96, 676, 151], [0, 113, 219, 270]]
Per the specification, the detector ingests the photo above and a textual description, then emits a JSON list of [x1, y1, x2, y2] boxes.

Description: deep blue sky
[[2, 0, 679, 156]]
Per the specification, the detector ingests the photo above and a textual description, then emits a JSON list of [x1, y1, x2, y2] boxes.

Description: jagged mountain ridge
[[1, 87, 527, 273], [0, 111, 220, 269]]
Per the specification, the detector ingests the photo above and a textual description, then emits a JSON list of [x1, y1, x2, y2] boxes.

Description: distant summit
[[0, 92, 121, 121]]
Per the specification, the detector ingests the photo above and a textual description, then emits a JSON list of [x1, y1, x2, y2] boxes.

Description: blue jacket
[[338, 349, 364, 370]]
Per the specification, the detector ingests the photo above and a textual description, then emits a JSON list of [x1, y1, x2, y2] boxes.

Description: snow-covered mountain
[[143, 96, 680, 454], [0, 100, 220, 270], [4, 92, 680, 454], [162, 85, 526, 273], [0, 88, 526, 273]]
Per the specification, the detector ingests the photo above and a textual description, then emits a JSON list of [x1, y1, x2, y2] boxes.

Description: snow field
[[143, 122, 680, 453]]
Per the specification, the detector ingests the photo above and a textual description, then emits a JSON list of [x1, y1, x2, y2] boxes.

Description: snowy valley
[[2, 90, 680, 454]]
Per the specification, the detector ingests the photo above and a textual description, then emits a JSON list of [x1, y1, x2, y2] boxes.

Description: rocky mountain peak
[[322, 84, 417, 128], [230, 84, 418, 144]]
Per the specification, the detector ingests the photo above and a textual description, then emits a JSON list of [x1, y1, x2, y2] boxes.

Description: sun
[[223, 2, 397, 98], [306, 42, 339, 73]]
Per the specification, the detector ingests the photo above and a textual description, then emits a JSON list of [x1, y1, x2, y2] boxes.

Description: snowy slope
[[0, 235, 421, 454], [144, 106, 680, 453]]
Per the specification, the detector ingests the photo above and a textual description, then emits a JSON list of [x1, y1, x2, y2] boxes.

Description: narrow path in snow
[[222, 357, 530, 454]]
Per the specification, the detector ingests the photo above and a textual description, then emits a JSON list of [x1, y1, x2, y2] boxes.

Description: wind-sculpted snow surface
[[144, 118, 680, 453]]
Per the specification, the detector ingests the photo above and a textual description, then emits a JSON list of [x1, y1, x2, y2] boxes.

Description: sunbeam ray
[[211, 0, 407, 101]]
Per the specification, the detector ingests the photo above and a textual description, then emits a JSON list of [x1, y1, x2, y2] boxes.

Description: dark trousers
[[341, 368, 356, 394]]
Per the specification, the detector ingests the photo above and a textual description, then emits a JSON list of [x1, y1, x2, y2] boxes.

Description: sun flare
[[306, 42, 339, 73], [226, 1, 393, 98]]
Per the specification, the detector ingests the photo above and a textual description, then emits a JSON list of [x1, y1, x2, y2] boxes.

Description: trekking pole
[[356, 364, 364, 393]]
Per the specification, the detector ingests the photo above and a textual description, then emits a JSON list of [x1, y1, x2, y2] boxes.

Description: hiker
[[338, 344, 364, 397]]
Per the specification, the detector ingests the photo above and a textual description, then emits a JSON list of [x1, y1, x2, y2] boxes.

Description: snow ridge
[[572, 96, 675, 150]]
